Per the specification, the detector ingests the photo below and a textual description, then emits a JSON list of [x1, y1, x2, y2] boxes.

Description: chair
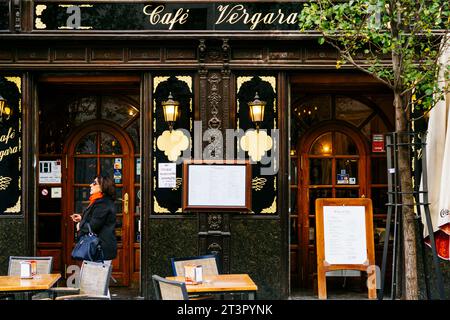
[[152, 275, 189, 300], [0, 256, 53, 300], [170, 254, 219, 277], [8, 256, 53, 276], [170, 254, 219, 300], [49, 260, 112, 300]]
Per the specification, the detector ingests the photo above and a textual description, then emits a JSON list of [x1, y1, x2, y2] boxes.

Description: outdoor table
[[167, 274, 258, 299], [0, 274, 61, 300]]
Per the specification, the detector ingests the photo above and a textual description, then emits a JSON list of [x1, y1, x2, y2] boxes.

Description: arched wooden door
[[297, 122, 369, 287], [64, 120, 134, 286]]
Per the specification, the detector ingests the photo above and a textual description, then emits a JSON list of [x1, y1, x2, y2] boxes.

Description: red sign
[[372, 134, 385, 152]]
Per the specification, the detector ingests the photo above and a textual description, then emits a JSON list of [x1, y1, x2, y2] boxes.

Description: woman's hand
[[70, 214, 82, 222]]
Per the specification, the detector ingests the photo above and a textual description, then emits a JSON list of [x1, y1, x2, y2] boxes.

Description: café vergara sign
[[33, 2, 302, 31], [143, 4, 299, 30]]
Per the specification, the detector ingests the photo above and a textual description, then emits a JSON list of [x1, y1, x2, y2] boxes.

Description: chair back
[[152, 275, 189, 300], [171, 254, 219, 277], [8, 256, 53, 276], [79, 261, 112, 296]]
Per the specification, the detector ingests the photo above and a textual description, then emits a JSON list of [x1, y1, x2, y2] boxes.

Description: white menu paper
[[158, 163, 177, 188], [323, 206, 367, 265], [188, 165, 246, 207]]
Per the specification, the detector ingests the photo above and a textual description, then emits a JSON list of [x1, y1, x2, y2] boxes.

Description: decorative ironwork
[[207, 242, 222, 255], [5, 196, 20, 213], [208, 214, 222, 230], [172, 178, 183, 191], [261, 197, 277, 214], [252, 177, 267, 191], [0, 176, 12, 190]]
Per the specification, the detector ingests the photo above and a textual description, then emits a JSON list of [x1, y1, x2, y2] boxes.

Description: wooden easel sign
[[315, 198, 376, 299]]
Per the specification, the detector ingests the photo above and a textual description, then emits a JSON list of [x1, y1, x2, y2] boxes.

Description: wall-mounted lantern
[[241, 92, 273, 162], [157, 92, 189, 162]]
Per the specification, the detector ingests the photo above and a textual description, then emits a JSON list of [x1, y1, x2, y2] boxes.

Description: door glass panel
[[335, 188, 359, 198], [135, 157, 141, 182], [309, 188, 332, 214], [69, 96, 97, 126], [336, 96, 373, 127], [115, 187, 123, 214], [135, 187, 141, 214], [39, 186, 62, 213], [372, 187, 388, 214], [290, 217, 298, 244], [371, 157, 387, 184], [101, 96, 136, 127], [336, 159, 358, 185], [100, 158, 114, 177], [294, 95, 332, 124], [75, 158, 97, 184], [100, 132, 122, 155], [291, 158, 298, 185], [134, 216, 141, 243], [38, 216, 61, 242], [75, 132, 97, 155], [74, 187, 91, 213], [310, 133, 332, 155], [335, 132, 357, 155], [115, 216, 123, 242], [126, 120, 140, 151], [309, 159, 332, 185], [361, 115, 389, 140]]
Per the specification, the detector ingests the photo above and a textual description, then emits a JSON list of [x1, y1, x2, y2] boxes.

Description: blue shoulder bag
[[71, 222, 104, 262]]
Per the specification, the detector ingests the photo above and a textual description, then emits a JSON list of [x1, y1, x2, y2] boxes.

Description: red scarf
[[88, 192, 103, 206]]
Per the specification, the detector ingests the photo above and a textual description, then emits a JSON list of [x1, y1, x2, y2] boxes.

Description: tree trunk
[[393, 91, 420, 300]]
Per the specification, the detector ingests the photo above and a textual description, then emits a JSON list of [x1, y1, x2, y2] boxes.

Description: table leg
[[248, 292, 255, 300]]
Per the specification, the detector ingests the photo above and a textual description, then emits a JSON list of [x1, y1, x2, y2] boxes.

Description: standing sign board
[[182, 160, 251, 212], [315, 198, 376, 299]]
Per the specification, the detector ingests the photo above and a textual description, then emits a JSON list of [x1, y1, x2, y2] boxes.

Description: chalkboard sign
[[315, 198, 376, 299], [0, 76, 22, 216], [182, 160, 251, 212]]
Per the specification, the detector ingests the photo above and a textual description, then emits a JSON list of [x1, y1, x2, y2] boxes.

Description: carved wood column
[[197, 39, 232, 273]]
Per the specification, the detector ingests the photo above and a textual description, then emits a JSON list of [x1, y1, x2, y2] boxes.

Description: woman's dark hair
[[96, 174, 116, 200]]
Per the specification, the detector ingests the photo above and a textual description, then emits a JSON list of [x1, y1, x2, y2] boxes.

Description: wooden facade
[[0, 1, 395, 299]]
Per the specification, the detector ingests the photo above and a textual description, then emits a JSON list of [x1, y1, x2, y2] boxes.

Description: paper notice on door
[[158, 163, 176, 188], [39, 160, 62, 184]]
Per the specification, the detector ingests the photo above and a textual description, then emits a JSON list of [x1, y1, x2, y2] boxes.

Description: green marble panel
[[146, 217, 198, 299], [230, 217, 284, 299], [0, 219, 27, 274]]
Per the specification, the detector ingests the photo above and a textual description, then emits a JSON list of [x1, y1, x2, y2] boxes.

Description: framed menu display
[[315, 198, 376, 300], [182, 160, 252, 212]]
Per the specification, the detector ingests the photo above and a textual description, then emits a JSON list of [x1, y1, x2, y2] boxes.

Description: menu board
[[323, 206, 367, 265], [315, 198, 376, 299], [182, 160, 251, 211]]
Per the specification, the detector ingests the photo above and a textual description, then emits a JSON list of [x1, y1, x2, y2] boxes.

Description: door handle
[[124, 193, 129, 215]]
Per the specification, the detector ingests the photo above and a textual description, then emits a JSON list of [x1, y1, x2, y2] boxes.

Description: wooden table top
[[166, 274, 257, 293], [0, 274, 61, 292]]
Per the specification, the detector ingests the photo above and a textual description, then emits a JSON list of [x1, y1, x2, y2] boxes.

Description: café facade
[[0, 1, 396, 299]]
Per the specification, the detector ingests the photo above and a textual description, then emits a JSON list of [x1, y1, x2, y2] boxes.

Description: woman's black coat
[[79, 196, 117, 260]]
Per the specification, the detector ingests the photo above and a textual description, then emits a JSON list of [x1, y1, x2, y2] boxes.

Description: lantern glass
[[249, 104, 265, 123], [163, 104, 179, 123], [248, 92, 266, 125], [162, 92, 180, 126]]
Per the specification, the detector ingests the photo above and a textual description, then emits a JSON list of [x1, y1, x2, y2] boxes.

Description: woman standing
[[71, 174, 118, 263]]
